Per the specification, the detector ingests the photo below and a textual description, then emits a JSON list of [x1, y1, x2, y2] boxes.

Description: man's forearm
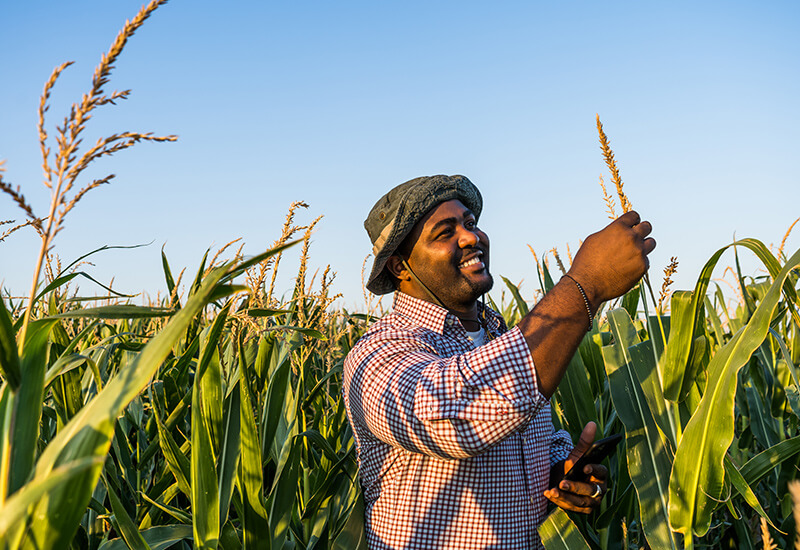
[[516, 276, 599, 398]]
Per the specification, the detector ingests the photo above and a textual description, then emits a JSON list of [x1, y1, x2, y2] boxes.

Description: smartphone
[[563, 433, 623, 481]]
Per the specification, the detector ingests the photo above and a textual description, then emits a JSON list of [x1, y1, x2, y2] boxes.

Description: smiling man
[[343, 175, 655, 549]]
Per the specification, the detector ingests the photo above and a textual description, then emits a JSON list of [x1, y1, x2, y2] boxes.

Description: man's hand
[[567, 210, 656, 307], [545, 422, 609, 514]]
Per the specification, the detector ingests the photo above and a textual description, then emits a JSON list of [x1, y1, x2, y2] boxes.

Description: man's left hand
[[545, 422, 609, 514]]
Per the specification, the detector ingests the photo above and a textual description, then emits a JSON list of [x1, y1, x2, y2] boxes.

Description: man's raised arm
[[517, 210, 655, 398]]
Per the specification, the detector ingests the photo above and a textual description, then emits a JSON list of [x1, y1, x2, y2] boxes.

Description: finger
[[644, 237, 657, 254], [584, 464, 609, 482], [632, 220, 652, 239], [558, 479, 602, 497], [617, 210, 641, 227], [565, 422, 597, 467], [544, 489, 598, 514]]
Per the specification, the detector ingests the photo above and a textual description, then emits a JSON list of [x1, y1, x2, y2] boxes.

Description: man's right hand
[[566, 210, 656, 307]]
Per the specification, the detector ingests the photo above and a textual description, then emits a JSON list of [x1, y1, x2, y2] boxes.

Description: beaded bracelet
[[563, 274, 594, 331]]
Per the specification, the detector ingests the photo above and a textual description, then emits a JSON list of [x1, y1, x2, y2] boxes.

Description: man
[[343, 175, 655, 549]]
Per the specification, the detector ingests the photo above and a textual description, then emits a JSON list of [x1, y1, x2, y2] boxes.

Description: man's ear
[[386, 255, 409, 281]]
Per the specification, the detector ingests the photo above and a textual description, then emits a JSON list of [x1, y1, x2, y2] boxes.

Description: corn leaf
[[0, 296, 20, 390], [23, 267, 237, 549], [538, 508, 591, 550], [669, 247, 800, 536], [99, 525, 194, 550], [0, 456, 103, 537], [722, 455, 778, 531], [104, 474, 152, 550], [603, 308, 678, 550], [8, 319, 58, 496], [191, 305, 229, 549], [237, 339, 270, 550]]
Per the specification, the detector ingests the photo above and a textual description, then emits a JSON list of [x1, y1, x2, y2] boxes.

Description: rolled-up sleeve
[[345, 325, 549, 460], [550, 428, 573, 465]]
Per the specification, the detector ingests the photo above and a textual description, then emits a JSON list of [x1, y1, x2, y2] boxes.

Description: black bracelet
[[563, 274, 594, 331]]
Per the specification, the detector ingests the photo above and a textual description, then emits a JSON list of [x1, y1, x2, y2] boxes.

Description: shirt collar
[[392, 291, 504, 335]]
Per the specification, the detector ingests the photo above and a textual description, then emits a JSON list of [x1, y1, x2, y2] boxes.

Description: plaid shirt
[[343, 292, 573, 549]]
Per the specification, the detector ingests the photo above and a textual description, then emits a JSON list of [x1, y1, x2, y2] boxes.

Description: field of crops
[[2, 1, 800, 549]]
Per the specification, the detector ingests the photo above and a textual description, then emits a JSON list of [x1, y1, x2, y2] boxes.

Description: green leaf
[[603, 308, 678, 550], [723, 455, 779, 531], [221, 241, 300, 284], [8, 319, 58, 495], [269, 437, 300, 550], [669, 247, 800, 536], [0, 456, 104, 537], [500, 276, 529, 316], [191, 306, 229, 549], [538, 508, 591, 550], [740, 436, 800, 485], [24, 266, 236, 549], [99, 525, 194, 550], [662, 239, 793, 403], [139, 491, 193, 524], [218, 387, 241, 528], [552, 346, 596, 434], [104, 474, 152, 550], [261, 337, 300, 456], [0, 295, 21, 389], [48, 305, 174, 319], [331, 492, 367, 550], [238, 338, 270, 550], [661, 290, 695, 402], [154, 406, 192, 498]]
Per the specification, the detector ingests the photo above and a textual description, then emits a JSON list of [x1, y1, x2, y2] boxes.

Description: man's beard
[[447, 271, 494, 307]]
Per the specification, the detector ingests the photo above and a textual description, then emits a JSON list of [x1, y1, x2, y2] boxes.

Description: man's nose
[[458, 228, 480, 248]]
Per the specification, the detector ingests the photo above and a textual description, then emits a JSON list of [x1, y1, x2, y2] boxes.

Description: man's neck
[[398, 287, 480, 328]]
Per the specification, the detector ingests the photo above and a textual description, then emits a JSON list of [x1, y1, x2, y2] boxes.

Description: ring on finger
[[591, 483, 603, 498]]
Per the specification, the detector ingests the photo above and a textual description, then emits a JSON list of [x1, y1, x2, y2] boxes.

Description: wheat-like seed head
[[760, 516, 777, 550], [207, 238, 243, 274], [777, 217, 800, 262], [296, 215, 323, 303], [0, 167, 40, 228], [598, 174, 617, 220], [550, 247, 566, 276], [267, 201, 310, 303], [658, 257, 679, 313], [0, 219, 41, 243], [788, 480, 800, 550], [38, 62, 73, 190], [527, 245, 545, 283], [596, 115, 632, 214], [16, 0, 173, 350]]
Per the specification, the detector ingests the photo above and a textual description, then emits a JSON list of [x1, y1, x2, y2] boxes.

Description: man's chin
[[466, 272, 494, 298]]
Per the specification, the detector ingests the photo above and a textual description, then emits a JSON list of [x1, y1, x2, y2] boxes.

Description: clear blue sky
[[2, 0, 798, 310]]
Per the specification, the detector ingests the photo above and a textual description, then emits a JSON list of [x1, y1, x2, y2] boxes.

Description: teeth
[[460, 257, 482, 268]]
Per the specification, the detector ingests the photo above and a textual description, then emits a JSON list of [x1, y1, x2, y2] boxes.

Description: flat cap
[[364, 175, 482, 295]]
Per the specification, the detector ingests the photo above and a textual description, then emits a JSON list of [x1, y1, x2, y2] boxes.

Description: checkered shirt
[[343, 292, 573, 549]]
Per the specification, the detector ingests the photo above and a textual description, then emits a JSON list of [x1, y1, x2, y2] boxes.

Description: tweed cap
[[364, 175, 483, 295]]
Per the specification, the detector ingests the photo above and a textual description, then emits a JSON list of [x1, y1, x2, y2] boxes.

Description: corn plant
[[534, 120, 800, 549]]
